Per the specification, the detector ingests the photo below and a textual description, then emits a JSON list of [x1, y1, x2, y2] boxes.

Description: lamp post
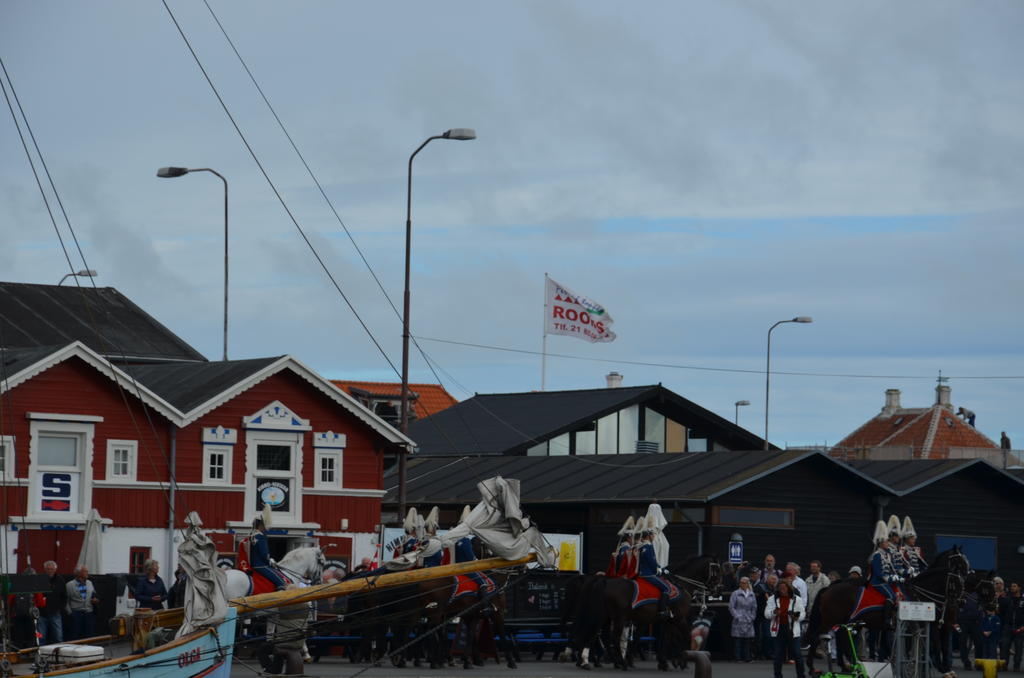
[[764, 317, 812, 450], [57, 269, 97, 285], [734, 400, 750, 425], [398, 129, 476, 520], [157, 166, 229, 361]]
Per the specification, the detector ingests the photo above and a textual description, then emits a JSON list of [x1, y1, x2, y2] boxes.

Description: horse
[[223, 546, 326, 662], [805, 565, 964, 676], [224, 545, 327, 599], [559, 572, 609, 670], [594, 555, 721, 671]]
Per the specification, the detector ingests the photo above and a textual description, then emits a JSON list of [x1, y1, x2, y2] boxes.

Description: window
[[314, 451, 342, 489], [203, 445, 232, 484], [129, 546, 151, 575], [105, 440, 137, 481], [0, 436, 13, 478], [618, 405, 639, 454], [597, 412, 618, 453], [526, 441, 547, 456], [548, 433, 570, 456], [30, 421, 91, 518], [643, 408, 665, 451], [40, 435, 77, 467], [711, 506, 794, 528], [936, 534, 997, 571], [257, 445, 291, 471]]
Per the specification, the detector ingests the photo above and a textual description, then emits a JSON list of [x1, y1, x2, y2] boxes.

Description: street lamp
[[157, 166, 229, 361], [398, 129, 476, 519], [734, 400, 750, 425], [57, 269, 97, 285], [764, 317, 812, 450]]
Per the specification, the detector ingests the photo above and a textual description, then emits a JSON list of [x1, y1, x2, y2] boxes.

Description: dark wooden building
[[385, 451, 1024, 583]]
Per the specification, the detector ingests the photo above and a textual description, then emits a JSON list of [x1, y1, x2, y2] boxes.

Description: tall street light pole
[[58, 269, 98, 285], [399, 129, 476, 520], [157, 167, 229, 361], [764, 317, 812, 450], [734, 400, 750, 425]]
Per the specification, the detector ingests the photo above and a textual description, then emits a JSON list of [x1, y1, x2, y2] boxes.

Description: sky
[[1, 1, 1022, 450]]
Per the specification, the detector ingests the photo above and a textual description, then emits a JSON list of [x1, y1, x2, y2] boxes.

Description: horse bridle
[[669, 560, 720, 615], [909, 569, 964, 626]]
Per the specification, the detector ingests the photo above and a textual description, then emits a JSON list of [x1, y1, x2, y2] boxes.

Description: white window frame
[[314, 450, 342, 490], [105, 439, 138, 481], [203, 444, 233, 485], [27, 419, 94, 522], [0, 435, 14, 480]]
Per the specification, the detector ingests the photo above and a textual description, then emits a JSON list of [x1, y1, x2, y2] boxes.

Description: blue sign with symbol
[[728, 540, 743, 564]]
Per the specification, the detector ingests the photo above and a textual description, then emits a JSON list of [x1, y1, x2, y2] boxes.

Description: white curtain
[[176, 511, 228, 637]]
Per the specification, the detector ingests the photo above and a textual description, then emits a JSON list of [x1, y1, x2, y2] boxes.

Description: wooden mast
[[147, 554, 536, 629]]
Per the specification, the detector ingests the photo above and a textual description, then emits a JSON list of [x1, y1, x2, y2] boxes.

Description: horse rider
[[869, 520, 902, 626], [394, 508, 420, 559], [250, 513, 288, 591], [636, 517, 674, 619], [419, 506, 444, 568], [900, 516, 927, 575], [886, 515, 910, 579], [608, 516, 635, 577], [453, 506, 496, 601]]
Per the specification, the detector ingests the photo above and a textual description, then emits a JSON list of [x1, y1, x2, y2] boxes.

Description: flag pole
[[541, 273, 548, 391]]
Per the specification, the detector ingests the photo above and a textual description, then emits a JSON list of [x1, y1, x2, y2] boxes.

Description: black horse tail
[[807, 586, 823, 641]]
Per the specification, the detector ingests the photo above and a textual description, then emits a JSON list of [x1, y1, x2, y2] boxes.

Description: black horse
[[806, 562, 965, 675]]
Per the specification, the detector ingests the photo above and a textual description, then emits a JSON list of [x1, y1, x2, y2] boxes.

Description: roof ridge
[[875, 409, 930, 447], [475, 384, 658, 397], [921, 407, 944, 458]]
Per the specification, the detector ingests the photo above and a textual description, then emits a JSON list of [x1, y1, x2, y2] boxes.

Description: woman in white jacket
[[765, 579, 806, 678]]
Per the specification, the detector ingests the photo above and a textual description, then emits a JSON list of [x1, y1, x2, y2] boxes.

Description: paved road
[[229, 656, 785, 678]]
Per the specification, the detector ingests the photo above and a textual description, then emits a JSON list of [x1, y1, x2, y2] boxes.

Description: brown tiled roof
[[331, 380, 458, 419], [833, 404, 997, 459]]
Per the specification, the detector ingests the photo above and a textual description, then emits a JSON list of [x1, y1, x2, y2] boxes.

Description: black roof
[[848, 458, 1024, 494], [1, 344, 64, 378], [384, 450, 881, 505], [124, 357, 282, 412], [408, 384, 771, 456], [0, 282, 206, 363]]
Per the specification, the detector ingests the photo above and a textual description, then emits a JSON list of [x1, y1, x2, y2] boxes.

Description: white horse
[[224, 546, 327, 600]]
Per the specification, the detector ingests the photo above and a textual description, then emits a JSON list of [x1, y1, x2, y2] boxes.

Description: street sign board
[[728, 540, 743, 564], [898, 601, 935, 621]]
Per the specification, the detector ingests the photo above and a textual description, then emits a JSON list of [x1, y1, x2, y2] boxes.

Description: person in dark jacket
[[39, 560, 67, 644], [134, 559, 168, 611], [958, 591, 984, 668], [1001, 582, 1024, 670], [981, 605, 1002, 659]]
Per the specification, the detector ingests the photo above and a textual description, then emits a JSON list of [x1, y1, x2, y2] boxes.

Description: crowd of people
[[724, 542, 1024, 674]]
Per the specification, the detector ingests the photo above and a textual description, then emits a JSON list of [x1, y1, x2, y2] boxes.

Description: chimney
[[881, 389, 901, 416], [935, 385, 952, 409], [606, 372, 623, 389]]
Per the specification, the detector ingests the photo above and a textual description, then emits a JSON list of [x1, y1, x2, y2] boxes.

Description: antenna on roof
[[936, 370, 949, 386]]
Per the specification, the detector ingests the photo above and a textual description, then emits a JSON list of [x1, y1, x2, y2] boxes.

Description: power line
[[415, 336, 1024, 380], [160, 0, 401, 380]]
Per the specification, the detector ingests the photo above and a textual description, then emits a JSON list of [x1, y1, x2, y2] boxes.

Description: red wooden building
[[0, 283, 409, 574]]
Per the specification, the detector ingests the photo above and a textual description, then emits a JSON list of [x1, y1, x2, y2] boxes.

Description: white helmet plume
[[403, 508, 419, 533], [901, 516, 917, 539], [873, 520, 888, 545], [618, 516, 636, 537]]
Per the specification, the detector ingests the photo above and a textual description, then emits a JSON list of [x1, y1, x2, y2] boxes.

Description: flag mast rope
[[541, 272, 548, 391]]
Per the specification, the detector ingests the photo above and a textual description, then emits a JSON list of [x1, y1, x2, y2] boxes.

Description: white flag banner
[[545, 276, 616, 343]]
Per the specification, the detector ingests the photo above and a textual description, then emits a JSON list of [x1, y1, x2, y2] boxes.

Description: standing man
[[65, 565, 99, 641], [805, 560, 830, 612], [39, 560, 66, 644], [757, 573, 780, 659], [762, 554, 783, 580], [1000, 582, 1023, 671], [1000, 431, 1012, 451], [787, 563, 808, 600]]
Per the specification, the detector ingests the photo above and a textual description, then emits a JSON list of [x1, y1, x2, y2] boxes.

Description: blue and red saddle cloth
[[848, 584, 903, 620], [630, 577, 682, 610], [449, 573, 497, 603]]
